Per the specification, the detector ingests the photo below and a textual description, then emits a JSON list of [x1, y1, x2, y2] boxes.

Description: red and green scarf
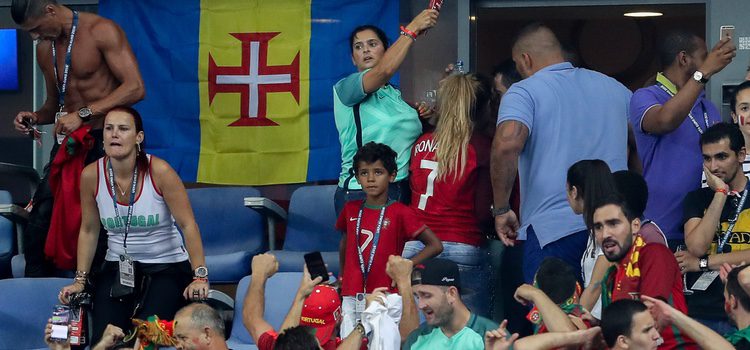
[[601, 235, 647, 308], [527, 282, 585, 334]]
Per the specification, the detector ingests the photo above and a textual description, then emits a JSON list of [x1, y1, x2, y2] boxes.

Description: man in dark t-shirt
[[681, 123, 750, 334]]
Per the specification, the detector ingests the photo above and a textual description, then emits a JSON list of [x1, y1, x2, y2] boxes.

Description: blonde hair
[[434, 74, 481, 182]]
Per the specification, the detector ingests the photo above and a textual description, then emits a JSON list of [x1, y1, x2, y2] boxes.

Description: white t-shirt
[[581, 234, 603, 319]]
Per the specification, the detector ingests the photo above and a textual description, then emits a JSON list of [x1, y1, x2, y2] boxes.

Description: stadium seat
[[187, 187, 269, 284], [248, 185, 341, 276], [0, 277, 70, 349], [0, 191, 14, 279], [226, 272, 302, 350]]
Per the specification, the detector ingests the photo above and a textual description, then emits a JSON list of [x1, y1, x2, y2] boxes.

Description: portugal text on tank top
[[96, 156, 188, 263]]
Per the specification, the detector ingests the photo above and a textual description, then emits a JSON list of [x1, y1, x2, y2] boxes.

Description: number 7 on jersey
[[417, 160, 438, 210]]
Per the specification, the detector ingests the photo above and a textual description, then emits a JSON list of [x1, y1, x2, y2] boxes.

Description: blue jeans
[[523, 225, 588, 284], [334, 179, 409, 217], [403, 241, 491, 318]]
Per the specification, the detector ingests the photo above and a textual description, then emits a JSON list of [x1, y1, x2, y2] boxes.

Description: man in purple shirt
[[629, 30, 735, 247]]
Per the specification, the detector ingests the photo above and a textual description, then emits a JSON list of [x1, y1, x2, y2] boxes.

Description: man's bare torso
[[36, 12, 120, 129]]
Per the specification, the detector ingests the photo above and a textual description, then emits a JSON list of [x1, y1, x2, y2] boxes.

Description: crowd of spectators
[[12, 0, 750, 349]]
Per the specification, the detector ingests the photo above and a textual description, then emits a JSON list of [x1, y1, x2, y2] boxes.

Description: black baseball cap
[[411, 258, 462, 293]]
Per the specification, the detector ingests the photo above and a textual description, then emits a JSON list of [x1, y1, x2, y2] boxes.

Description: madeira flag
[[99, 0, 399, 185]]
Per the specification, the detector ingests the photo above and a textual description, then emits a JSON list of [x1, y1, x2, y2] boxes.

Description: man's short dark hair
[[700, 122, 745, 154], [274, 326, 319, 350], [731, 81, 750, 114], [535, 257, 577, 305], [11, 0, 56, 25], [727, 264, 750, 311], [601, 299, 648, 348], [352, 142, 397, 175], [613, 170, 649, 219], [492, 59, 521, 89], [593, 194, 637, 223], [658, 30, 701, 69], [349, 25, 390, 54]]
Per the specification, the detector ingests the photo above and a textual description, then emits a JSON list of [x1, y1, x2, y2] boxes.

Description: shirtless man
[[11, 0, 144, 276]]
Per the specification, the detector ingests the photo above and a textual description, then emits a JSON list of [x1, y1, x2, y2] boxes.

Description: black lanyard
[[51, 10, 79, 112], [718, 182, 750, 253], [107, 158, 138, 253], [656, 82, 709, 134], [354, 202, 387, 291]]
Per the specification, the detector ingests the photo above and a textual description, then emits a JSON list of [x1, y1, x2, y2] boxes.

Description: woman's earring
[[137, 143, 141, 153]]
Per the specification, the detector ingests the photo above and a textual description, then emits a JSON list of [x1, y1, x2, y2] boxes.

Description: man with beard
[[403, 258, 498, 350], [680, 122, 750, 334], [592, 197, 697, 349], [629, 30, 734, 248]]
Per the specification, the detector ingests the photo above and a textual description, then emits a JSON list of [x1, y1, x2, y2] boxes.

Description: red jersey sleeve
[[335, 204, 348, 232], [257, 330, 279, 350], [639, 244, 678, 300], [398, 204, 427, 240]]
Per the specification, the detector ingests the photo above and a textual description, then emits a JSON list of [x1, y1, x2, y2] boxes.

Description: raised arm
[[514, 284, 577, 332], [641, 39, 734, 134], [642, 295, 733, 350], [386, 255, 418, 342], [243, 253, 279, 344], [360, 10, 438, 94], [279, 265, 323, 332]]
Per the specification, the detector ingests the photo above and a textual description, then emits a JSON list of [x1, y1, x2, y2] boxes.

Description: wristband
[[716, 187, 729, 195], [399, 26, 417, 41]]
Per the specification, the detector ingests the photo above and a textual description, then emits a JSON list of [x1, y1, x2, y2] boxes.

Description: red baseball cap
[[299, 285, 341, 346]]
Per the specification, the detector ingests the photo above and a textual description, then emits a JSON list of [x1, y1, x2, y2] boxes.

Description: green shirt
[[333, 70, 421, 190], [403, 313, 499, 350]]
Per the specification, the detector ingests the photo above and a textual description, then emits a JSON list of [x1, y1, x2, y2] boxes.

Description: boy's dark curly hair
[[352, 142, 398, 175]]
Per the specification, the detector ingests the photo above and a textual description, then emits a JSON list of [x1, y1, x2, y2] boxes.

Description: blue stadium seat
[[187, 187, 268, 284], [0, 277, 70, 349], [267, 186, 341, 276], [226, 273, 302, 350], [0, 191, 15, 279]]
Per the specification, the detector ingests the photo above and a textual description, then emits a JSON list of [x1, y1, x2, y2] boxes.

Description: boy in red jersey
[[336, 142, 443, 338]]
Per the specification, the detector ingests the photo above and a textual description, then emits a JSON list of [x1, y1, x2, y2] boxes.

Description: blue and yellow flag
[[99, 0, 398, 185]]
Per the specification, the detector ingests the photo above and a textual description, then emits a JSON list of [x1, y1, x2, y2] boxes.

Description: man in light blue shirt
[[491, 23, 630, 283]]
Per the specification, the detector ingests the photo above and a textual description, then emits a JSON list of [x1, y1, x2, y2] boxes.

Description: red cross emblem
[[208, 32, 300, 127]]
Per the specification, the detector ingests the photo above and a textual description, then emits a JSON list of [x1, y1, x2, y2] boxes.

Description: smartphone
[[429, 0, 443, 11], [50, 305, 70, 342], [304, 251, 329, 283], [720, 25, 735, 41]]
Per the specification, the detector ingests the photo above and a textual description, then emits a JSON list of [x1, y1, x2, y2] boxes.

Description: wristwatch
[[194, 265, 209, 279], [354, 322, 367, 339], [490, 204, 511, 217], [78, 107, 93, 122], [699, 256, 710, 272], [692, 71, 709, 85]]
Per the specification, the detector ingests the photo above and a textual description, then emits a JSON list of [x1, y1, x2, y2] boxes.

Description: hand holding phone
[[304, 251, 329, 283], [50, 305, 70, 342], [720, 25, 735, 42], [429, 0, 444, 11]]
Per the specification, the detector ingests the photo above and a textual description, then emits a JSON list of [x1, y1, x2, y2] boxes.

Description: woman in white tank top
[[57, 107, 209, 343]]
